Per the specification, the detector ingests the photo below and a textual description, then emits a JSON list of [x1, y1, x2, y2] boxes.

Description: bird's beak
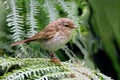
[[73, 26, 78, 29]]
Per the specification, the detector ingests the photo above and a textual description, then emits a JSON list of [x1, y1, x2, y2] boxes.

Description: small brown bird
[[11, 18, 76, 63]]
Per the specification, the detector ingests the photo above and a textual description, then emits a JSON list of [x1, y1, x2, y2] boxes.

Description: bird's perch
[[0, 57, 112, 80]]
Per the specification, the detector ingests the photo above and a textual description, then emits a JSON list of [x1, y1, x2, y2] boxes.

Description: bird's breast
[[40, 31, 72, 51]]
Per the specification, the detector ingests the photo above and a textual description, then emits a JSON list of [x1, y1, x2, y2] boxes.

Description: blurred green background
[[89, 0, 120, 79]]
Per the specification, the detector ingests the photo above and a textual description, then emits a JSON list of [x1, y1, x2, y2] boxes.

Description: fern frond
[[44, 0, 59, 22], [62, 46, 80, 63], [97, 73, 113, 80], [0, 58, 23, 74], [36, 71, 73, 80], [6, 0, 23, 41], [74, 39, 88, 58], [0, 58, 112, 80], [27, 0, 39, 37], [4, 66, 65, 80], [6, 0, 27, 54]]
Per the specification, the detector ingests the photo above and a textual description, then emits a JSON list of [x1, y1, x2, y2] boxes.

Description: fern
[[6, 0, 23, 41], [6, 0, 27, 54], [27, 0, 39, 37], [62, 46, 80, 63], [0, 58, 112, 80], [44, 0, 59, 22]]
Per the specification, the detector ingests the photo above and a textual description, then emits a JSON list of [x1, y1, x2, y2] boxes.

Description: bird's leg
[[48, 51, 61, 64]]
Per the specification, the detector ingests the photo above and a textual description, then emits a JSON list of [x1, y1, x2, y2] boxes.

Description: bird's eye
[[63, 23, 69, 27], [65, 24, 69, 27]]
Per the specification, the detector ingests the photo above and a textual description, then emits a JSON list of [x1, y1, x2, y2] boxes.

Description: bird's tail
[[10, 38, 36, 46]]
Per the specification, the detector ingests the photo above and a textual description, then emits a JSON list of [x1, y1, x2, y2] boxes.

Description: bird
[[11, 18, 76, 63]]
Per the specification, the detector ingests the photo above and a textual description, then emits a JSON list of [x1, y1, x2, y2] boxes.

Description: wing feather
[[30, 26, 57, 40]]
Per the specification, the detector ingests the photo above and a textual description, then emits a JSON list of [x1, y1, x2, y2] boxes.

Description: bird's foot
[[49, 58, 61, 64], [49, 53, 61, 64]]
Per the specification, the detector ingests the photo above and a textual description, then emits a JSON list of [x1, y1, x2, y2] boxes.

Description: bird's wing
[[42, 26, 57, 39], [30, 26, 57, 40]]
